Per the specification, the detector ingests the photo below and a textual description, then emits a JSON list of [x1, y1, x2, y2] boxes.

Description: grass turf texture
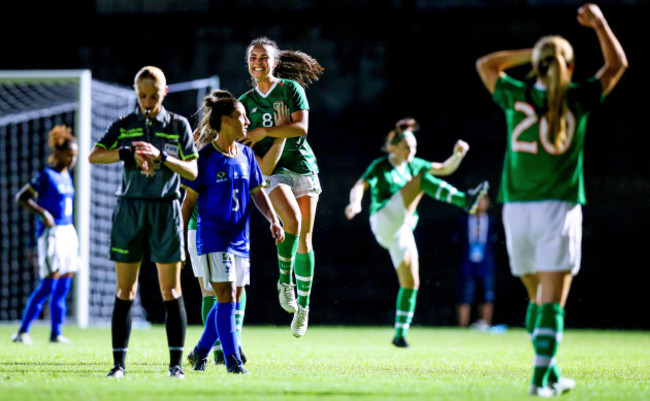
[[1, 325, 648, 401]]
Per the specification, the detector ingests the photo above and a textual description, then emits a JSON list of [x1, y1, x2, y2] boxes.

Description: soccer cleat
[[464, 181, 490, 214], [50, 335, 71, 344], [291, 305, 309, 338], [187, 348, 209, 371], [168, 365, 185, 379], [469, 319, 490, 332], [551, 377, 576, 395], [215, 346, 246, 365], [226, 364, 249, 374], [106, 365, 125, 378], [529, 385, 554, 398], [391, 336, 410, 348], [214, 350, 225, 365], [11, 331, 32, 344], [277, 281, 298, 313]]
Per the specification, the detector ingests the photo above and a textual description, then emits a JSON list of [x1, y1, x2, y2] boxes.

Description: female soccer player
[[181, 90, 288, 366], [89, 66, 198, 379], [12, 125, 79, 345], [475, 3, 627, 396], [238, 36, 324, 338], [345, 118, 489, 347], [183, 92, 284, 374]]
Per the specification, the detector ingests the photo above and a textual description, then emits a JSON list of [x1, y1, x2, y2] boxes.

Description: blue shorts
[[457, 259, 495, 304]]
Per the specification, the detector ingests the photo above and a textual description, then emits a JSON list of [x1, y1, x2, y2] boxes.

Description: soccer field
[[1, 325, 648, 401]]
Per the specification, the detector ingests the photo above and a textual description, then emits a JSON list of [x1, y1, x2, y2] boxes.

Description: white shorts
[[187, 230, 201, 278], [37, 225, 80, 278], [264, 170, 322, 199], [369, 192, 419, 268], [502, 201, 582, 277], [200, 252, 250, 288]]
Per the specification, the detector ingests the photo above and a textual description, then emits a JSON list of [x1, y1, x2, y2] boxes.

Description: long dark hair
[[246, 36, 324, 88], [194, 89, 238, 150]]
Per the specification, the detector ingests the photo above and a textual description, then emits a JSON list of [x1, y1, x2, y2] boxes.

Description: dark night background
[[3, 1, 648, 330]]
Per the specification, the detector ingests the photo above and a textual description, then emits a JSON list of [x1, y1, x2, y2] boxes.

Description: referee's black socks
[[164, 297, 187, 367], [111, 297, 133, 368]]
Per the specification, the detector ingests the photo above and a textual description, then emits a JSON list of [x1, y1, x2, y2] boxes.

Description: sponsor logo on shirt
[[216, 170, 228, 183]]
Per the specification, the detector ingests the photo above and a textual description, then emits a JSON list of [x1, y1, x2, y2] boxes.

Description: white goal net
[[0, 70, 219, 327]]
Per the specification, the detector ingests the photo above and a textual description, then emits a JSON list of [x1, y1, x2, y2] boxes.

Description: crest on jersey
[[273, 101, 285, 111]]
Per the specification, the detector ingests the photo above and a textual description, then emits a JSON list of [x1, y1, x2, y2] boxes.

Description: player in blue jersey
[[181, 90, 288, 366], [183, 91, 284, 374], [89, 66, 198, 379], [12, 125, 79, 345]]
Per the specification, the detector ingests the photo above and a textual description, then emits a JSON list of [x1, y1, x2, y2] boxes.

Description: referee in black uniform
[[89, 66, 198, 379]]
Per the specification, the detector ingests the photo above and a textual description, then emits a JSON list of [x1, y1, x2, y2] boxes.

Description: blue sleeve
[[29, 170, 46, 195]]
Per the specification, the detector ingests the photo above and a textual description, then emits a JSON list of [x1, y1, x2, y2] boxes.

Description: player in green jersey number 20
[[476, 3, 627, 397], [238, 37, 324, 338], [345, 118, 489, 348]]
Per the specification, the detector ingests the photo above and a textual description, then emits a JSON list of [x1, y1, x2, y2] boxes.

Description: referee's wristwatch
[[159, 149, 168, 164]]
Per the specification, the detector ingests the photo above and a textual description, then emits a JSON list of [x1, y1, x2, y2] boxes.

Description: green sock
[[236, 289, 247, 341], [294, 250, 315, 308], [532, 303, 565, 387], [394, 288, 418, 339], [278, 233, 299, 285], [526, 301, 561, 384], [420, 172, 466, 209], [201, 296, 217, 325]]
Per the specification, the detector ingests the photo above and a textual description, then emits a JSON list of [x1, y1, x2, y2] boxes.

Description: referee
[[89, 66, 198, 379]]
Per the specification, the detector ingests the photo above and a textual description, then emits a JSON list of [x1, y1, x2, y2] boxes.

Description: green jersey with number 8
[[493, 74, 603, 204], [239, 78, 319, 175]]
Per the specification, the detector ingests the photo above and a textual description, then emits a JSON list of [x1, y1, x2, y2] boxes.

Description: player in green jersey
[[476, 3, 627, 397], [345, 118, 489, 348], [238, 36, 324, 338]]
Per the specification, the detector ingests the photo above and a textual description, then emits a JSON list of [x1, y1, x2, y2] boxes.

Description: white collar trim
[[255, 81, 279, 98]]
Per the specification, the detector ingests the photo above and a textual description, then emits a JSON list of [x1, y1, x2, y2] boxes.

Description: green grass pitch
[[1, 324, 648, 401]]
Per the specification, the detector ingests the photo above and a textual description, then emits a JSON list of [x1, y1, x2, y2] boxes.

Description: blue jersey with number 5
[[183, 142, 263, 257]]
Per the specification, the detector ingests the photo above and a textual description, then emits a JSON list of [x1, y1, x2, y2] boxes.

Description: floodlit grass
[[0, 324, 648, 401]]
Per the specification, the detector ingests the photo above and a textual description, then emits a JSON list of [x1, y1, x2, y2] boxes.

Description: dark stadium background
[[3, 1, 648, 330]]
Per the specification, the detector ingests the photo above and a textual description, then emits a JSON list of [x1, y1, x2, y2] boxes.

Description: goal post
[[0, 70, 220, 328]]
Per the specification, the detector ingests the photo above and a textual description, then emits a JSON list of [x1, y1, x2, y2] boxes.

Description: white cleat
[[529, 385, 555, 398], [291, 305, 309, 338], [11, 332, 32, 344], [277, 281, 298, 313], [50, 335, 71, 344], [552, 377, 576, 395]]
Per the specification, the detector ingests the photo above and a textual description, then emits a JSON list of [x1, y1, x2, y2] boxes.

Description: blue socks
[[19, 278, 56, 333], [215, 302, 241, 368], [196, 304, 219, 356], [50, 276, 72, 338], [195, 301, 241, 369]]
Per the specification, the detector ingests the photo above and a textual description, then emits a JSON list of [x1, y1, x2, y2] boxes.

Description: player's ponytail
[[382, 117, 420, 152], [47, 125, 76, 164], [275, 50, 324, 88], [195, 90, 238, 150], [532, 36, 574, 150]]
